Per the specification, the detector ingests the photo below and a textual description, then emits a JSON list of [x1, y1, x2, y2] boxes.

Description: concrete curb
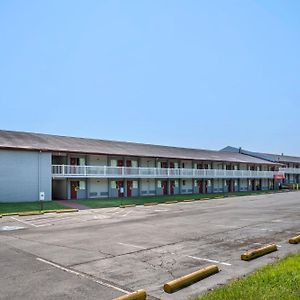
[[143, 202, 158, 206], [1, 212, 21, 216], [113, 289, 147, 300], [18, 211, 44, 216], [289, 235, 300, 244], [165, 201, 178, 204], [56, 209, 79, 213], [42, 210, 58, 214], [163, 265, 219, 293], [241, 244, 277, 261], [183, 199, 195, 202], [120, 204, 136, 208]]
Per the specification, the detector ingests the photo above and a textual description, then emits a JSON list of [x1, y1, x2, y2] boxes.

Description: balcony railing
[[52, 165, 283, 179], [279, 167, 300, 175]]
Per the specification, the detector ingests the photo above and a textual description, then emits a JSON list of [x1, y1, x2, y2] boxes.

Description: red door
[[117, 160, 123, 175], [251, 179, 255, 191], [198, 180, 203, 193], [70, 158, 78, 174], [127, 180, 132, 197], [117, 181, 124, 197], [170, 180, 175, 195], [162, 180, 168, 195], [226, 180, 230, 192], [204, 180, 208, 193], [71, 181, 79, 200], [161, 162, 168, 168], [169, 162, 174, 168], [126, 160, 132, 167], [70, 158, 78, 165]]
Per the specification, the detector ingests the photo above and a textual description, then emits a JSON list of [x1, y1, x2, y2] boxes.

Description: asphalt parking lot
[[1, 192, 300, 300]]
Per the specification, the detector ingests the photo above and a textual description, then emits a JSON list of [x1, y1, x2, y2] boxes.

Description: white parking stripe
[[37, 258, 130, 294], [186, 255, 232, 266], [118, 242, 146, 249], [10, 216, 39, 228]]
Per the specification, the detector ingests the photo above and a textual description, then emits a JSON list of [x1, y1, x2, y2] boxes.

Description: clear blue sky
[[0, 1, 299, 155]]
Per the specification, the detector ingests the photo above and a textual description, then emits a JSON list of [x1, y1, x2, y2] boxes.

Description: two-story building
[[222, 146, 300, 185], [0, 130, 285, 202]]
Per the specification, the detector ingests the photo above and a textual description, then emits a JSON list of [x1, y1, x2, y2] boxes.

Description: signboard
[[274, 174, 285, 180], [39, 192, 45, 201]]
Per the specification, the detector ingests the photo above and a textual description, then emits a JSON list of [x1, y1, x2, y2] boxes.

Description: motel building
[[0, 130, 295, 203], [222, 146, 300, 185]]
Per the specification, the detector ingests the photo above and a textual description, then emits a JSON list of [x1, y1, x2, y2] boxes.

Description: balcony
[[52, 165, 283, 179], [279, 167, 300, 175]]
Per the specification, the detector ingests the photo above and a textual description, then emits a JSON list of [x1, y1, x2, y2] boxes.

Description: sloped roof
[[0, 130, 279, 165], [221, 146, 300, 164]]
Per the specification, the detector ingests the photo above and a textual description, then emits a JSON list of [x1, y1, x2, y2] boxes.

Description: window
[[157, 180, 161, 188], [182, 163, 185, 168], [111, 181, 116, 188], [111, 160, 117, 167], [79, 158, 85, 166], [132, 181, 138, 188], [182, 180, 186, 186], [79, 181, 86, 190]]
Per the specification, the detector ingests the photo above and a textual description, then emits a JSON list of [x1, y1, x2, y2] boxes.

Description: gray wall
[[0, 150, 51, 202]]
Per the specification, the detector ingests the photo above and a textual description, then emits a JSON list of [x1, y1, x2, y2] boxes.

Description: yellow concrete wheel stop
[[120, 204, 136, 208], [56, 208, 78, 213], [143, 202, 158, 206], [163, 265, 219, 293], [289, 235, 300, 244], [241, 244, 277, 261], [113, 289, 146, 300]]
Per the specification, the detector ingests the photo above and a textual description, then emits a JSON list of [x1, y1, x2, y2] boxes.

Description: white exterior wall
[[213, 179, 224, 192], [88, 179, 108, 198], [140, 179, 156, 195], [140, 158, 155, 168], [240, 164, 247, 170], [239, 179, 248, 191], [181, 160, 192, 169], [181, 179, 193, 194], [88, 155, 107, 166]]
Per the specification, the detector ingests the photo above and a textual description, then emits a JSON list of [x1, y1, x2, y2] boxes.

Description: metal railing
[[52, 165, 283, 179], [279, 167, 300, 175]]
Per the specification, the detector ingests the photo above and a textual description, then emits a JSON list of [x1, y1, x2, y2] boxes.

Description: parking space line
[[118, 242, 146, 249], [215, 224, 236, 228], [121, 210, 133, 217], [10, 216, 39, 228], [36, 257, 130, 294], [186, 255, 232, 266]]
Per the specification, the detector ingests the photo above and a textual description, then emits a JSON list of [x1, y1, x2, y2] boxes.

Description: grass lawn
[[0, 190, 284, 213], [0, 201, 68, 214], [197, 252, 300, 300], [74, 190, 282, 209]]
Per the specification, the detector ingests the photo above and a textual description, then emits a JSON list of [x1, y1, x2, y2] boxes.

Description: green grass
[[0, 201, 68, 214], [0, 190, 283, 213], [74, 190, 282, 209], [197, 252, 300, 300]]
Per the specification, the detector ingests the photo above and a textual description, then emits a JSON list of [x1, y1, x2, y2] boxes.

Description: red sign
[[274, 174, 285, 180]]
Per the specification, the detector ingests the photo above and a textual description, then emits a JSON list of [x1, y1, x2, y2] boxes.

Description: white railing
[[279, 167, 300, 175], [52, 165, 283, 179]]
